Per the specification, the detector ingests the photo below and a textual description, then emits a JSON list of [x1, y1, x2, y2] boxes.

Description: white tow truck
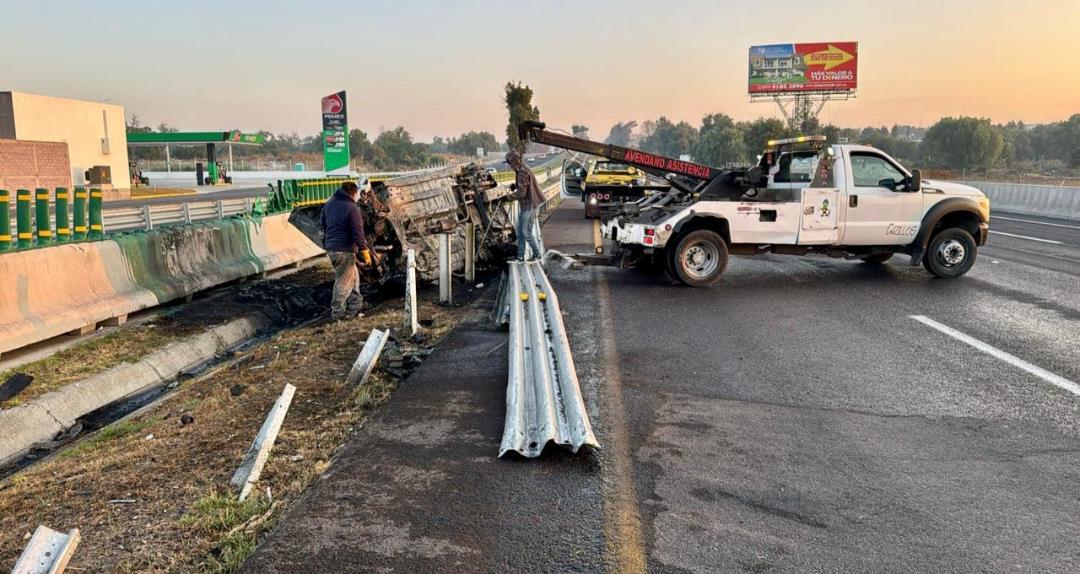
[[519, 122, 990, 287]]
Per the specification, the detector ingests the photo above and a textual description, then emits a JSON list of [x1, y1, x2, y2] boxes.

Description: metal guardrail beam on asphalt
[[495, 261, 598, 458]]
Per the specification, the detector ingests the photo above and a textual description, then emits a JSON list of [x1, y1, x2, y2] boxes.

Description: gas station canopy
[[126, 130, 265, 146]]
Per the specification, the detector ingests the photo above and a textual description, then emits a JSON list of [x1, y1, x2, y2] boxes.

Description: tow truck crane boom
[[518, 121, 760, 198], [518, 121, 718, 181]]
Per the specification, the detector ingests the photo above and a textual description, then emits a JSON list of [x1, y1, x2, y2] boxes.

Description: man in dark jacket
[[507, 150, 544, 261], [319, 181, 371, 319]]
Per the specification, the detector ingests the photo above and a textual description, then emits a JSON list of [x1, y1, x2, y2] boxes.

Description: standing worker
[[319, 181, 372, 319], [507, 150, 544, 261]]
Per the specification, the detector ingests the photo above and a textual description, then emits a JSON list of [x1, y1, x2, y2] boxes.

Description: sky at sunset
[[3, 0, 1078, 140]]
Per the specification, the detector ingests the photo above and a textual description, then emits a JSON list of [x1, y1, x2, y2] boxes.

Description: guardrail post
[[405, 248, 419, 336], [88, 187, 103, 239], [464, 222, 476, 283], [0, 189, 10, 251], [142, 204, 153, 230], [182, 202, 191, 224], [73, 186, 87, 240], [35, 188, 51, 246], [216, 200, 225, 219], [438, 233, 452, 304], [16, 189, 32, 248], [55, 187, 70, 243]]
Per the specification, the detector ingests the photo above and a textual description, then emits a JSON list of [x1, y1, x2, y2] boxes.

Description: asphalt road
[[244, 204, 1080, 573]]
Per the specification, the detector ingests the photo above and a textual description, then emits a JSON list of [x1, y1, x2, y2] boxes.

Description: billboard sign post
[[321, 91, 350, 175], [749, 42, 858, 95]]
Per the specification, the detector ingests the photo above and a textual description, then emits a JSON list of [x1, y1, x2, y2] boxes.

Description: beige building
[[0, 91, 130, 189]]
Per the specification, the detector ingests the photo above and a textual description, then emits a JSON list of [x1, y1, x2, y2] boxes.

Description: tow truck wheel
[[860, 253, 893, 264], [673, 230, 728, 287], [923, 227, 977, 279]]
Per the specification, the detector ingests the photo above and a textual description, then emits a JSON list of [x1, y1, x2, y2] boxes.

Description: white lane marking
[[992, 215, 1080, 230], [990, 231, 1063, 245], [910, 315, 1080, 396]]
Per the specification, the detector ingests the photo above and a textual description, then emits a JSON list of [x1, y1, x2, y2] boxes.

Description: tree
[[372, 127, 430, 170], [605, 121, 637, 146], [504, 81, 540, 152], [571, 124, 589, 139], [448, 131, 500, 156], [738, 118, 787, 162], [126, 115, 151, 134], [640, 117, 698, 158], [693, 113, 745, 167], [922, 117, 1005, 171]]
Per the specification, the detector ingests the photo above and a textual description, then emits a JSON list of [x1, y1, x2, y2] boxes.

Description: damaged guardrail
[[494, 261, 598, 458]]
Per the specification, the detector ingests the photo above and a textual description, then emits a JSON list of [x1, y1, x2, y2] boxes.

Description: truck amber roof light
[[767, 135, 827, 147]]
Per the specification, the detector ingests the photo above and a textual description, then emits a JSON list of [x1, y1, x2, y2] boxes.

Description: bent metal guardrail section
[[494, 261, 598, 458]]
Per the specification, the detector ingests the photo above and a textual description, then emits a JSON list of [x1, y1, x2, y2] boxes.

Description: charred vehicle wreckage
[[287, 163, 522, 284]]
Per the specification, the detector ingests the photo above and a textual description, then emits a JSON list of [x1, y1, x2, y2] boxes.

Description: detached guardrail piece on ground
[[495, 261, 599, 458], [346, 329, 389, 387], [231, 383, 297, 502], [11, 525, 80, 574]]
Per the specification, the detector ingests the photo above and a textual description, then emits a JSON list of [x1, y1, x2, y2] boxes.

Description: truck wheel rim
[[938, 239, 966, 267], [682, 241, 719, 279]]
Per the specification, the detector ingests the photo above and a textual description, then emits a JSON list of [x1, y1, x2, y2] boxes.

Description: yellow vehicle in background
[[582, 161, 661, 219]]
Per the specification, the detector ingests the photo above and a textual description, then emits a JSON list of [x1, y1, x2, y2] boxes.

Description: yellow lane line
[[597, 272, 647, 574]]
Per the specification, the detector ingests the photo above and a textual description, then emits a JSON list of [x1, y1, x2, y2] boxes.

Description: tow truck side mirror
[[879, 178, 899, 191], [909, 169, 922, 192]]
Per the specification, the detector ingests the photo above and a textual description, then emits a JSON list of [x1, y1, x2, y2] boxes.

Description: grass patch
[[353, 374, 397, 411], [200, 531, 258, 574], [181, 492, 271, 574], [57, 418, 156, 460], [0, 322, 192, 409], [180, 491, 271, 534]]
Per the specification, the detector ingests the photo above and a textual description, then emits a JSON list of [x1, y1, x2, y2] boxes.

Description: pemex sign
[[321, 91, 350, 175], [748, 42, 858, 94]]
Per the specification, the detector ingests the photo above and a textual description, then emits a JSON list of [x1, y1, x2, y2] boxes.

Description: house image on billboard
[[749, 44, 806, 80]]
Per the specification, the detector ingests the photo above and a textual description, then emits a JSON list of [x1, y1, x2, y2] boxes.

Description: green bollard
[[35, 188, 51, 245], [73, 186, 88, 240], [16, 189, 32, 249], [0, 189, 10, 251], [88, 187, 103, 239], [55, 187, 70, 243]]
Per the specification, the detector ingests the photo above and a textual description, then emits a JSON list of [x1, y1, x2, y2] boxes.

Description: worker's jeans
[[328, 251, 363, 319], [516, 206, 543, 260]]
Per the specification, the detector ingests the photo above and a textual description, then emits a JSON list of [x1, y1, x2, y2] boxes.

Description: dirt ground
[[0, 266, 332, 410], [0, 265, 478, 573]]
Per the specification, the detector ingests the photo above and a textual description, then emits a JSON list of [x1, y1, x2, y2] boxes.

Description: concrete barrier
[[249, 214, 324, 271], [0, 213, 323, 356], [960, 181, 1080, 221], [0, 241, 159, 355], [0, 312, 272, 467]]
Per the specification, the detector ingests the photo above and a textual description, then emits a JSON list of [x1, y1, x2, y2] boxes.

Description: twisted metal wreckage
[[287, 163, 519, 282]]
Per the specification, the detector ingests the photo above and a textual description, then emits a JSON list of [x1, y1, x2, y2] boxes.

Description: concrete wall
[[0, 140, 71, 191], [2, 92, 130, 189], [0, 213, 323, 355], [961, 181, 1080, 221]]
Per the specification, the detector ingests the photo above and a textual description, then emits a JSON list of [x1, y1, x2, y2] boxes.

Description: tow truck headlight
[[589, 196, 598, 205], [977, 196, 991, 221]]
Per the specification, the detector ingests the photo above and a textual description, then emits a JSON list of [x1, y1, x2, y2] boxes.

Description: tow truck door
[[562, 161, 586, 200], [840, 150, 924, 245]]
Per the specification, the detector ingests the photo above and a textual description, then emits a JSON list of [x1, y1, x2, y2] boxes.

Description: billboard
[[321, 91, 350, 175], [748, 42, 858, 95]]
